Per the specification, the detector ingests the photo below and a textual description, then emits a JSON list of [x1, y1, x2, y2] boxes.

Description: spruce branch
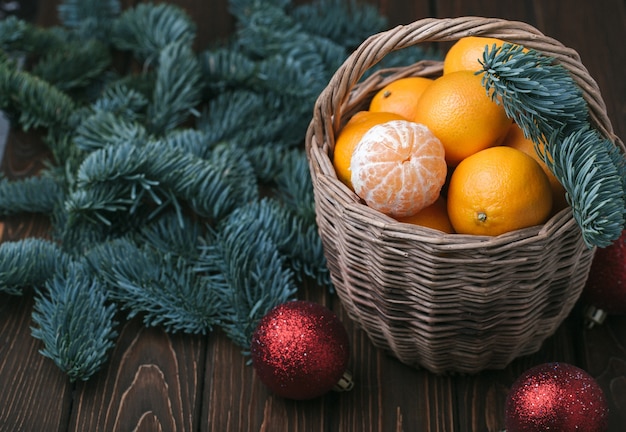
[[73, 110, 148, 152], [0, 238, 68, 295], [0, 62, 76, 132], [147, 41, 203, 135], [291, 0, 386, 49], [111, 3, 196, 63], [31, 39, 112, 93], [202, 207, 298, 349], [479, 43, 588, 144], [31, 260, 118, 382], [92, 82, 149, 120], [479, 43, 626, 247], [545, 127, 625, 247], [0, 174, 65, 216], [66, 141, 257, 227], [57, 0, 121, 40], [85, 237, 222, 334]]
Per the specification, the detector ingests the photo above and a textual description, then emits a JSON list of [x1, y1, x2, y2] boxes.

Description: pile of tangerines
[[333, 36, 568, 236]]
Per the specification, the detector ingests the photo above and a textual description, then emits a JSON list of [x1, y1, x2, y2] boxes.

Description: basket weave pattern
[[305, 17, 623, 374]]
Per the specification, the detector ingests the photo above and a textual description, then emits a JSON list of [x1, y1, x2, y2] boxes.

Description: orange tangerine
[[447, 146, 553, 236], [502, 123, 569, 212], [413, 70, 512, 166], [333, 111, 406, 189], [395, 196, 454, 233], [443, 36, 507, 74], [350, 120, 447, 218], [369, 77, 434, 121]]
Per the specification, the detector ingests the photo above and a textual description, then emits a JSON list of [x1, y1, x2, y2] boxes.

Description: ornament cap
[[332, 370, 354, 392], [584, 304, 608, 329]]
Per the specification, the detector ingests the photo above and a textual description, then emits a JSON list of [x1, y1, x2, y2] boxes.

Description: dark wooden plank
[[69, 318, 206, 431], [533, 0, 626, 140], [583, 315, 626, 431]]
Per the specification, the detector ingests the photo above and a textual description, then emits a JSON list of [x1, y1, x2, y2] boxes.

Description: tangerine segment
[[413, 70, 512, 166], [333, 111, 406, 190], [350, 120, 447, 218], [447, 146, 553, 236], [369, 77, 434, 121]]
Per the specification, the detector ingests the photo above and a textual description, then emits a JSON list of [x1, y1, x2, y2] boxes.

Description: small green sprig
[[31, 260, 118, 382], [479, 43, 626, 247]]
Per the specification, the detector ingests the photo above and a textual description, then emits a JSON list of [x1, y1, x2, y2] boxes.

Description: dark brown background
[[1, 0, 625, 431]]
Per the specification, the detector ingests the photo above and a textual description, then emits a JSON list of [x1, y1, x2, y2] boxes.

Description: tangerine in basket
[[333, 111, 406, 189], [395, 196, 454, 233], [502, 122, 569, 212], [369, 77, 434, 121], [447, 146, 553, 236], [443, 36, 506, 74], [413, 70, 512, 166], [350, 119, 447, 218]]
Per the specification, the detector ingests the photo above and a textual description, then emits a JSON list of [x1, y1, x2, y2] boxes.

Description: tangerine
[[502, 122, 569, 212], [369, 77, 434, 121], [350, 120, 447, 218], [413, 70, 512, 166], [333, 111, 406, 189], [395, 196, 454, 233], [447, 146, 553, 236], [443, 36, 506, 74]]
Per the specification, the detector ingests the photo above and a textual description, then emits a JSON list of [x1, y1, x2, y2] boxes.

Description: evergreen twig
[[31, 260, 118, 381]]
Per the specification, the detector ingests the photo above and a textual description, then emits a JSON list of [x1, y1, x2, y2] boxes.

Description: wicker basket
[[305, 17, 625, 374]]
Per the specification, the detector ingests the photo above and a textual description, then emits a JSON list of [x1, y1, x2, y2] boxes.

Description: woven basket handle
[[310, 16, 621, 154]]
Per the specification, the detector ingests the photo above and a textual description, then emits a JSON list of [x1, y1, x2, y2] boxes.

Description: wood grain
[[69, 318, 205, 431]]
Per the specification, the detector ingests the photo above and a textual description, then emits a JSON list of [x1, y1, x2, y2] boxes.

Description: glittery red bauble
[[250, 300, 351, 400], [583, 229, 626, 314], [505, 362, 609, 432]]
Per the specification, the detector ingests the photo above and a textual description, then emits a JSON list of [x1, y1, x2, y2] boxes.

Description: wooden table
[[1, 1, 625, 430]]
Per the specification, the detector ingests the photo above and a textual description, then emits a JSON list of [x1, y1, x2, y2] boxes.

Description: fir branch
[[0, 174, 65, 216], [479, 43, 626, 247], [221, 198, 329, 288], [137, 211, 203, 260], [92, 82, 149, 120], [57, 0, 121, 40], [31, 38, 112, 93], [291, 0, 386, 49], [545, 127, 625, 247], [31, 260, 118, 382], [0, 16, 62, 56], [147, 41, 203, 135], [273, 148, 316, 222], [479, 43, 588, 144], [0, 238, 67, 295], [66, 141, 257, 226], [202, 208, 298, 349], [199, 89, 309, 148], [160, 128, 212, 159], [0, 63, 76, 132], [199, 47, 257, 94], [111, 3, 196, 63], [85, 238, 222, 334], [73, 111, 148, 152]]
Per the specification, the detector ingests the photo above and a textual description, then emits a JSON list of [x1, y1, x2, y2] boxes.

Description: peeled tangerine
[[350, 120, 447, 218]]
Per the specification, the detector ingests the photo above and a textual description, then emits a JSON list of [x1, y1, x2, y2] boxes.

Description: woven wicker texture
[[305, 17, 625, 374]]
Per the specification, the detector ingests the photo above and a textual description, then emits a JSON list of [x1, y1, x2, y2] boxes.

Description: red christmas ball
[[583, 229, 626, 316], [250, 300, 352, 400], [505, 362, 609, 432]]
